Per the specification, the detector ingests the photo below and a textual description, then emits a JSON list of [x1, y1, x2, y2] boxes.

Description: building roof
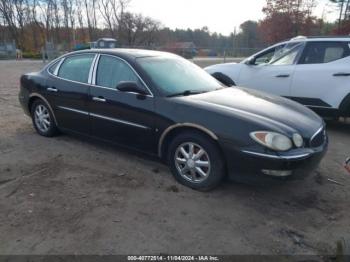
[[165, 42, 196, 49], [97, 38, 118, 42]]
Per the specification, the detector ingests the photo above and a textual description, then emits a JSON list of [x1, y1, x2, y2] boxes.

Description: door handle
[[333, 73, 350, 77], [47, 87, 58, 92], [92, 96, 106, 102], [275, 74, 290, 78]]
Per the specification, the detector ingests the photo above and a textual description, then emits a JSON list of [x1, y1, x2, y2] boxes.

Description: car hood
[[177, 87, 323, 137]]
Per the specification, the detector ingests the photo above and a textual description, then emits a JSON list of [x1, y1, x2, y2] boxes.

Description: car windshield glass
[[137, 56, 223, 96]]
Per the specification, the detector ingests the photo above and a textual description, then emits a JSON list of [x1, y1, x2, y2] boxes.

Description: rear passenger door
[[291, 41, 350, 110], [89, 55, 156, 153], [50, 53, 96, 133]]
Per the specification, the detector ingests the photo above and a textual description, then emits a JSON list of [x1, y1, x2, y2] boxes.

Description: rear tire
[[31, 99, 59, 137], [167, 131, 225, 191]]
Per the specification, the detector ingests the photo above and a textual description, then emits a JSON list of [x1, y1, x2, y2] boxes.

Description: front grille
[[310, 127, 326, 148]]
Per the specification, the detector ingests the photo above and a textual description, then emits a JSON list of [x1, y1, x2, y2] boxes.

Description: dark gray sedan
[[19, 49, 328, 190]]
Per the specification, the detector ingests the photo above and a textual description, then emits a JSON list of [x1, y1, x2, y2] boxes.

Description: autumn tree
[[259, 0, 320, 44]]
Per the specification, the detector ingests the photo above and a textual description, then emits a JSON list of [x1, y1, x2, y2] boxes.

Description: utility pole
[[233, 26, 237, 58]]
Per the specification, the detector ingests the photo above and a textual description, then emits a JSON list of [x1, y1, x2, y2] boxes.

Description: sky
[[129, 0, 339, 36]]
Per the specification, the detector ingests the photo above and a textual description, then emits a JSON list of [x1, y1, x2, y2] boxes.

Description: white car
[[205, 36, 350, 118]]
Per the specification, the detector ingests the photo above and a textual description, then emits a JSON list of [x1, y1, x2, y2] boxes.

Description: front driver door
[[237, 43, 303, 97], [89, 54, 156, 153]]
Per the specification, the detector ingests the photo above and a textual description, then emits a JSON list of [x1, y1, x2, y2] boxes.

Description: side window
[[299, 42, 350, 64], [254, 46, 283, 65], [96, 55, 139, 88], [58, 54, 95, 83], [271, 43, 303, 66]]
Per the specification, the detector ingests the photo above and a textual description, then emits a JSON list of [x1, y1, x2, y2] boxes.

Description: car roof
[[289, 35, 350, 42], [70, 48, 174, 59]]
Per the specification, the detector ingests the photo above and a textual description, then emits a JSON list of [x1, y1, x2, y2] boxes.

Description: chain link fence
[[0, 40, 265, 64], [0, 41, 16, 59]]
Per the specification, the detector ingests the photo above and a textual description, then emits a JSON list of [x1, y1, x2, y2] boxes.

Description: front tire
[[31, 99, 59, 137], [168, 131, 225, 191]]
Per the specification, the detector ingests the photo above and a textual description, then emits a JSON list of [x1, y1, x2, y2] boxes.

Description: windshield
[[137, 56, 223, 96]]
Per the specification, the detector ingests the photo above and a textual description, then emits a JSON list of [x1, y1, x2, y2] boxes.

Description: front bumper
[[221, 138, 328, 185]]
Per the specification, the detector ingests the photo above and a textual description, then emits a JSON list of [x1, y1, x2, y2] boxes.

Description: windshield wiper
[[167, 90, 207, 97]]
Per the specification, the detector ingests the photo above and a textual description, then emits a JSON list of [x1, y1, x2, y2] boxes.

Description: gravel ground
[[0, 59, 349, 256]]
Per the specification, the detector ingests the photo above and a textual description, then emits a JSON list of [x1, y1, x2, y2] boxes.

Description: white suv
[[205, 36, 350, 118]]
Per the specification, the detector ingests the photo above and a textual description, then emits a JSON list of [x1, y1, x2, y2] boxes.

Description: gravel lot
[[0, 59, 349, 256]]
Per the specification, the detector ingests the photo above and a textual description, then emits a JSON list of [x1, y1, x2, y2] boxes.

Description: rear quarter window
[[48, 59, 61, 74]]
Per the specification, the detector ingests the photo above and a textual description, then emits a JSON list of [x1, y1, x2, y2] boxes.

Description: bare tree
[[75, 0, 85, 40], [111, 0, 130, 40], [13, 0, 26, 47], [68, 0, 76, 46], [83, 0, 95, 40], [99, 0, 115, 37], [0, 0, 19, 45], [119, 12, 161, 46], [61, 0, 71, 48], [0, 0, 161, 52]]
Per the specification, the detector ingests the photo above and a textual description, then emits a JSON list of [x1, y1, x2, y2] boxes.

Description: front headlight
[[250, 131, 292, 151]]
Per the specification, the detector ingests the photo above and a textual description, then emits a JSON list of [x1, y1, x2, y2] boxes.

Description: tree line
[[0, 0, 348, 54], [0, 0, 165, 51], [331, 0, 350, 33]]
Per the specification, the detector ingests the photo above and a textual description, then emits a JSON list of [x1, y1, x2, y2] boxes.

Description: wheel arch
[[158, 123, 219, 160], [339, 93, 350, 116], [211, 72, 236, 87], [28, 93, 58, 125]]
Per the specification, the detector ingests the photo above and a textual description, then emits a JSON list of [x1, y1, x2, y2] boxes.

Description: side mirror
[[116, 81, 148, 95], [245, 56, 256, 65]]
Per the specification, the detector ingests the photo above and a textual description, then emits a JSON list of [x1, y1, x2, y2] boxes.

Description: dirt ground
[[0, 60, 349, 256]]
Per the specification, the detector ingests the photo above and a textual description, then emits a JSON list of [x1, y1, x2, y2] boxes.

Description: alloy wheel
[[174, 142, 211, 183], [34, 104, 51, 133]]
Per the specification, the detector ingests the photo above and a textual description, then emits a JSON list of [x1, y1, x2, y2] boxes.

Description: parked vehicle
[[205, 36, 350, 118], [19, 49, 327, 190]]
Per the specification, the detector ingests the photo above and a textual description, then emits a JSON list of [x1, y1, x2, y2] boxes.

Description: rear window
[[299, 42, 350, 64]]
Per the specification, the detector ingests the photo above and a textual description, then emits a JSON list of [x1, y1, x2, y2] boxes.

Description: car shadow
[[62, 131, 163, 164], [54, 132, 323, 193], [15, 126, 344, 198], [326, 118, 350, 134]]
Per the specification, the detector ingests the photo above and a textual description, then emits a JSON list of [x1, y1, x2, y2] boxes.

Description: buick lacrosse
[[19, 49, 327, 190]]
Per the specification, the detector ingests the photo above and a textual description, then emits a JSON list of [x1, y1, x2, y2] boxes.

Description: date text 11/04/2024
[[127, 256, 219, 261]]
